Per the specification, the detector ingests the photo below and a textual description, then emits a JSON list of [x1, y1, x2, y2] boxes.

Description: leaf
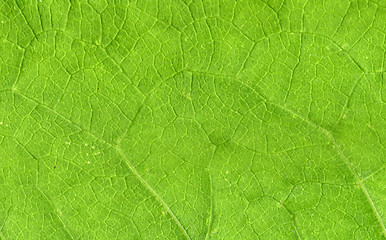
[[0, 0, 385, 239]]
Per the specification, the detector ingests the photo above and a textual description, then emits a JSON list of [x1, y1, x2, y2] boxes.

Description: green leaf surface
[[0, 0, 385, 239]]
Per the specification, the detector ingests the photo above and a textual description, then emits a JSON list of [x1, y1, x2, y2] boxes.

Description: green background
[[0, 0, 385, 239]]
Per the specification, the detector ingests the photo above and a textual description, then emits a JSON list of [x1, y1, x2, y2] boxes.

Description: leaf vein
[[12, 90, 191, 240]]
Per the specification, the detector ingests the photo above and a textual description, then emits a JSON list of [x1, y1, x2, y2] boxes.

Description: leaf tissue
[[0, 0, 385, 239]]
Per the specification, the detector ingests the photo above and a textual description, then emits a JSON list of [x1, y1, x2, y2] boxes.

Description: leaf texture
[[0, 0, 385, 239]]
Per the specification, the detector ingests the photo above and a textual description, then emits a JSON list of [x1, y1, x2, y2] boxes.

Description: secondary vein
[[116, 147, 192, 240], [13, 90, 192, 240]]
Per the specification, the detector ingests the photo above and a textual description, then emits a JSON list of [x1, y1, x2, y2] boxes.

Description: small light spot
[[87, 161, 91, 164], [85, 143, 88, 146], [225, 170, 229, 175], [65, 142, 71, 145], [162, 210, 166, 216], [0, 122, 3, 125], [91, 146, 95, 149], [86, 153, 89, 156], [93, 152, 100, 156], [5, 124, 8, 127]]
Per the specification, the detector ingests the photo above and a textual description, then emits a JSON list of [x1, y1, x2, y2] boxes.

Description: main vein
[[13, 90, 191, 240]]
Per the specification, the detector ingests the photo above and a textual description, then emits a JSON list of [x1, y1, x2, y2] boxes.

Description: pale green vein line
[[14, 1, 38, 38], [208, 76, 386, 237], [194, 70, 384, 235], [35, 187, 75, 240], [10, 139, 75, 238], [362, 166, 386, 182], [186, 69, 385, 235], [236, 42, 256, 78], [12, 90, 191, 240], [284, 33, 303, 104], [13, 139, 75, 238], [205, 171, 214, 240], [12, 90, 108, 147], [184, 68, 385, 235], [293, 218, 303, 240], [115, 147, 192, 240], [329, 137, 386, 238], [332, 73, 364, 129], [267, 102, 386, 238], [271, 196, 302, 240], [283, 31, 366, 72], [11, 48, 26, 91]]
